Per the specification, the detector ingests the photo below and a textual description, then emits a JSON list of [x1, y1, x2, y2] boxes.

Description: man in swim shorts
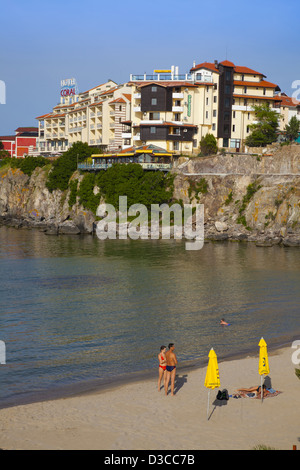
[[164, 343, 178, 396]]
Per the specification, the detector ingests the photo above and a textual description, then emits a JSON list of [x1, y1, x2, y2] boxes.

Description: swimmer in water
[[220, 318, 229, 326]]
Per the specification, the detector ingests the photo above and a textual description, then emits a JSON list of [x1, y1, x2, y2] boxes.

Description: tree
[[199, 133, 218, 156], [284, 115, 300, 141], [46, 142, 94, 192], [245, 103, 280, 147]]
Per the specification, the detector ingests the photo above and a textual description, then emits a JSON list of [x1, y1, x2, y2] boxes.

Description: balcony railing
[[130, 73, 194, 81], [78, 162, 172, 171]]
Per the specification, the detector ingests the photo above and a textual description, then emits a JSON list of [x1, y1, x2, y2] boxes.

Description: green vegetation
[[199, 133, 218, 156], [237, 180, 262, 230], [295, 368, 300, 380], [0, 156, 48, 176], [245, 103, 281, 147], [188, 178, 209, 200], [284, 115, 300, 141], [46, 142, 94, 192], [224, 190, 233, 206], [252, 444, 276, 450], [68, 179, 79, 208], [95, 163, 174, 210]]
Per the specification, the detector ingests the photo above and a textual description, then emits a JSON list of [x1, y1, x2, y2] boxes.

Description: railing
[[130, 74, 194, 81], [78, 162, 172, 171]]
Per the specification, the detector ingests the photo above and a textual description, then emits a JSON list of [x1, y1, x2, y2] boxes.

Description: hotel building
[[33, 59, 289, 158], [35, 80, 132, 155], [127, 60, 282, 153]]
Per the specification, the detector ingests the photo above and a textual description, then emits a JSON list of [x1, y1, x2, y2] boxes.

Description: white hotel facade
[[35, 60, 294, 156]]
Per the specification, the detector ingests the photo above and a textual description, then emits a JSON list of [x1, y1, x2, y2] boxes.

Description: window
[[213, 110, 217, 117], [226, 71, 231, 81], [152, 86, 157, 92], [263, 88, 266, 95], [232, 125, 235, 132], [150, 127, 156, 134], [174, 113, 180, 121], [206, 97, 209, 105], [233, 111, 236, 118], [149, 112, 160, 120], [224, 97, 230, 108], [193, 139, 197, 148], [244, 86, 247, 93], [173, 141, 179, 150], [151, 98, 157, 105], [206, 111, 209, 119], [247, 126, 250, 133], [214, 96, 217, 103], [223, 138, 229, 147], [224, 112, 230, 121], [212, 123, 216, 131], [225, 85, 231, 94]]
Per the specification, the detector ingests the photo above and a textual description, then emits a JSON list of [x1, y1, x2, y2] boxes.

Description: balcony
[[78, 162, 172, 172], [172, 93, 184, 99], [122, 132, 132, 139], [172, 106, 184, 113], [133, 93, 141, 99], [133, 106, 141, 112], [133, 134, 141, 141]]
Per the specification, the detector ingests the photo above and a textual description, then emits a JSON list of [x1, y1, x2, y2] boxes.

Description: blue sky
[[0, 0, 299, 135]]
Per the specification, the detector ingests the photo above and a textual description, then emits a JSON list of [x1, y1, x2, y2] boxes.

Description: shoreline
[[0, 342, 299, 450], [0, 217, 300, 247], [1, 333, 298, 412]]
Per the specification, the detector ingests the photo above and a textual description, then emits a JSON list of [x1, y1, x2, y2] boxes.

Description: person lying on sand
[[220, 318, 229, 326], [233, 385, 270, 398]]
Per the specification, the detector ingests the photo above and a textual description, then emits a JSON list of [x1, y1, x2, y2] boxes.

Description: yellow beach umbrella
[[258, 337, 270, 403], [204, 348, 220, 420]]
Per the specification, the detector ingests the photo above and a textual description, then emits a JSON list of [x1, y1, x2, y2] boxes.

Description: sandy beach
[[0, 345, 299, 451]]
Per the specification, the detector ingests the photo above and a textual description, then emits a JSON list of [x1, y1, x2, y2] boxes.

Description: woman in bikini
[[158, 345, 167, 392]]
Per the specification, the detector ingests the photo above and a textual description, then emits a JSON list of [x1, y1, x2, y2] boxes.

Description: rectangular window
[[152, 86, 157, 92], [151, 98, 157, 105], [212, 123, 216, 131], [193, 139, 197, 148], [233, 111, 236, 118], [149, 112, 160, 120], [150, 127, 156, 134], [232, 124, 235, 132], [206, 97, 209, 105], [213, 110, 217, 117], [224, 97, 230, 108], [226, 71, 231, 81], [223, 138, 229, 147], [214, 96, 217, 103], [244, 86, 247, 93], [225, 85, 231, 94]]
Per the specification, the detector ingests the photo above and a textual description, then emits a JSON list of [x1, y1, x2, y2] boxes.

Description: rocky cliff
[[0, 143, 299, 246], [173, 143, 300, 246], [0, 166, 95, 235]]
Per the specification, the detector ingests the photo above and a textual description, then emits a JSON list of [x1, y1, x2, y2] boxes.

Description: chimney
[[214, 60, 219, 69], [193, 60, 196, 68]]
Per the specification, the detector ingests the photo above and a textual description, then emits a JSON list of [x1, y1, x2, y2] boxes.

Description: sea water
[[0, 226, 299, 408]]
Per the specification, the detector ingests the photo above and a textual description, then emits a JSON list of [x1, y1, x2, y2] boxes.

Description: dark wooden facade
[[217, 63, 234, 146], [140, 84, 173, 112], [140, 125, 196, 142]]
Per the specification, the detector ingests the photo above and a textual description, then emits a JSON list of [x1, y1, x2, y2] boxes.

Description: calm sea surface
[[0, 226, 299, 408]]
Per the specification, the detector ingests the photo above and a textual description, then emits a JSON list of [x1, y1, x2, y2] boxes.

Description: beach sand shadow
[[208, 396, 229, 420]]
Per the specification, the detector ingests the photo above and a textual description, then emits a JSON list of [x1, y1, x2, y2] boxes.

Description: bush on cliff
[[95, 163, 174, 210], [0, 156, 48, 176], [46, 142, 94, 192]]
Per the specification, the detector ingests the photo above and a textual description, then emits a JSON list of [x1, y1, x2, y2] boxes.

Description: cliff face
[[173, 143, 300, 245], [0, 143, 299, 245], [0, 166, 95, 234]]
